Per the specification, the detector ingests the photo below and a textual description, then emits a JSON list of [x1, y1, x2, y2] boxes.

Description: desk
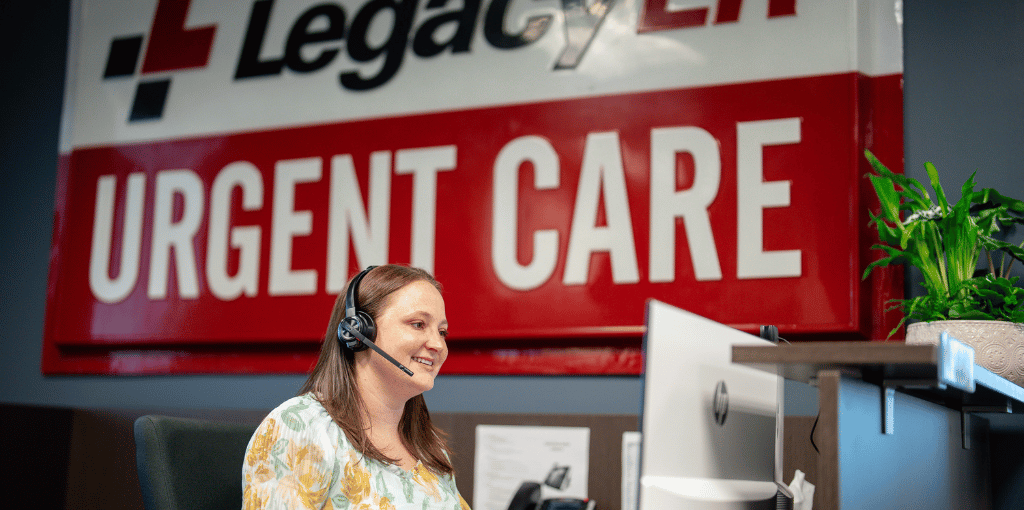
[[734, 342, 1024, 510]]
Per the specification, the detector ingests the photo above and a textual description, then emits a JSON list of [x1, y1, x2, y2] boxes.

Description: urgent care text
[[89, 117, 802, 304]]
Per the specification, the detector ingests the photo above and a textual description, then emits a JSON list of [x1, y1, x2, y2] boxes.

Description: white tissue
[[787, 469, 815, 510]]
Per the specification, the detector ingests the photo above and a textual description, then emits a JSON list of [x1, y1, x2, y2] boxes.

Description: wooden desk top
[[732, 341, 1024, 415], [732, 341, 939, 385]]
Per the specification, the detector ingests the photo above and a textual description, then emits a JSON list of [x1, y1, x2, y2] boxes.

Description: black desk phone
[[505, 464, 596, 510]]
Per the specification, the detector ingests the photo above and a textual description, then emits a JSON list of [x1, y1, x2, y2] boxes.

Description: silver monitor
[[637, 300, 788, 510]]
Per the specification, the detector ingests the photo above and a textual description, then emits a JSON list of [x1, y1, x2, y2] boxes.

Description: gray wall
[[903, 0, 1024, 297], [903, 0, 1024, 191], [1, 0, 1021, 416]]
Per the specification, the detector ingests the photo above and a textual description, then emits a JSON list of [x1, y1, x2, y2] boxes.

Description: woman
[[242, 264, 470, 510]]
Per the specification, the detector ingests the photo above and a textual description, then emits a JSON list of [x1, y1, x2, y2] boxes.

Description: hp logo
[[713, 380, 729, 426]]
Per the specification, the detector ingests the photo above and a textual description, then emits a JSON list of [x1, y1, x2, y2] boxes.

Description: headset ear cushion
[[339, 312, 377, 351], [355, 311, 376, 343]]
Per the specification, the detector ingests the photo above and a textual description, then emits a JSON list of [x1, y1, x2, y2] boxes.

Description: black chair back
[[134, 415, 258, 510]]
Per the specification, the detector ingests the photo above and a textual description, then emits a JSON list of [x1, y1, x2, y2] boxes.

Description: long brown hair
[[299, 264, 452, 475]]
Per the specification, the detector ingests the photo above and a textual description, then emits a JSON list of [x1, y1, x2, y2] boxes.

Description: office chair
[[133, 415, 258, 510]]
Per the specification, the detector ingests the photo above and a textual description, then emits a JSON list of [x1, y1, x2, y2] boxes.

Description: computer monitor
[[637, 300, 789, 510]]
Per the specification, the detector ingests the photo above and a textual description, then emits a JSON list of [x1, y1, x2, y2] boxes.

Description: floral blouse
[[243, 394, 471, 510]]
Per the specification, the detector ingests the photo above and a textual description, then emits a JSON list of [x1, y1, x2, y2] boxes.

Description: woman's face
[[368, 279, 448, 395]]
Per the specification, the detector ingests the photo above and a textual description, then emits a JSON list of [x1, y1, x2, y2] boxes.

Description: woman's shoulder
[[265, 393, 326, 417], [256, 393, 341, 442], [243, 395, 347, 507]]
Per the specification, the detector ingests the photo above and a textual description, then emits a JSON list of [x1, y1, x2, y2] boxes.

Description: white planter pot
[[906, 320, 1024, 387]]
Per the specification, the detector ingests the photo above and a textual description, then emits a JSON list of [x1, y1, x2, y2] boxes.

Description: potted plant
[[862, 150, 1024, 384]]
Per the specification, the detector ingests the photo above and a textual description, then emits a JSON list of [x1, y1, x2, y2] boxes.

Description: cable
[[809, 411, 820, 454]]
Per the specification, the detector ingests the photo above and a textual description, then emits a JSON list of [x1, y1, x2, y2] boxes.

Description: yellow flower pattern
[[412, 463, 443, 502], [242, 394, 470, 510], [339, 450, 371, 506]]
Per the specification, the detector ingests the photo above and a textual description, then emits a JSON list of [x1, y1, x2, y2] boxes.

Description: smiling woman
[[242, 264, 470, 510]]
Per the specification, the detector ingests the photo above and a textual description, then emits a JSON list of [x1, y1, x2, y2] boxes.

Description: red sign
[[46, 0, 905, 374], [44, 72, 904, 374]]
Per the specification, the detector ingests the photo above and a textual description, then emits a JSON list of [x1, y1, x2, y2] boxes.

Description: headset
[[337, 266, 414, 376]]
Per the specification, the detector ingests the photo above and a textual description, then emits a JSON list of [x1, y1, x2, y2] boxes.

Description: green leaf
[[974, 207, 1004, 237], [868, 211, 902, 245], [924, 162, 951, 214], [865, 151, 931, 201], [975, 187, 1024, 214], [982, 237, 1024, 265], [867, 173, 903, 224], [863, 256, 898, 279]]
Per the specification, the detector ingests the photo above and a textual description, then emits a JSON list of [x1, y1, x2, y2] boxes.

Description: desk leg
[[816, 370, 841, 510]]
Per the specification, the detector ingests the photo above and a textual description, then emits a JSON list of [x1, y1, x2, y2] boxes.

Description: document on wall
[[473, 425, 590, 510], [621, 431, 641, 510]]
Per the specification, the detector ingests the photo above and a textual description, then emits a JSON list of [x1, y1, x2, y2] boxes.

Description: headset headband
[[345, 265, 377, 319]]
